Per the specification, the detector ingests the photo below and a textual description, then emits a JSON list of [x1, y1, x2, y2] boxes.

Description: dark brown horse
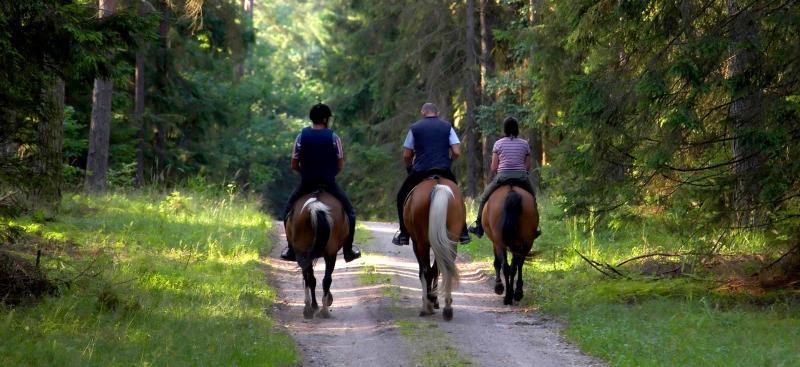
[[482, 185, 539, 305], [403, 177, 465, 320], [286, 191, 349, 319]]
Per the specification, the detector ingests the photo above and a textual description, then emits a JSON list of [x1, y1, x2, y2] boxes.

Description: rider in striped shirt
[[468, 117, 541, 238]]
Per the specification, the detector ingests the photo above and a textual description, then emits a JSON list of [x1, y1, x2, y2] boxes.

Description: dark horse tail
[[298, 198, 332, 270], [501, 189, 523, 249]]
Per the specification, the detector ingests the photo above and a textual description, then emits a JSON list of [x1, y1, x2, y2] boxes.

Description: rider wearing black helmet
[[280, 103, 361, 262]]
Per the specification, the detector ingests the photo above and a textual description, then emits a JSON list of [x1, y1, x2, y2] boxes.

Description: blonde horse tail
[[299, 198, 332, 270], [428, 184, 459, 294]]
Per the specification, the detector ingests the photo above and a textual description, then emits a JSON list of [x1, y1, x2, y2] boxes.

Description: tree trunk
[[32, 78, 65, 213], [134, 40, 146, 186], [85, 0, 116, 193], [153, 3, 170, 181], [726, 0, 765, 227], [527, 0, 543, 193], [463, 0, 481, 197], [479, 0, 496, 186]]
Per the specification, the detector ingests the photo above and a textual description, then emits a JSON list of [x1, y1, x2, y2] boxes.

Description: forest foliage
[[2, 0, 800, 257]]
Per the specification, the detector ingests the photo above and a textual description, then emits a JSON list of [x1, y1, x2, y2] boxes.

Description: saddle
[[403, 175, 444, 207]]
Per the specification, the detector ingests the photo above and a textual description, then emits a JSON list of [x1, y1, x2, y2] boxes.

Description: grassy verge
[[1, 190, 298, 366], [395, 320, 471, 367], [461, 196, 800, 367], [354, 222, 374, 248]]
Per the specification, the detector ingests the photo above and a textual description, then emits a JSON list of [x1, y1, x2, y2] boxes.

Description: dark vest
[[410, 117, 453, 172], [298, 127, 338, 184]]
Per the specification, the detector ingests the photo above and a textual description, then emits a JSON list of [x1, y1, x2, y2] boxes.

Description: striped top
[[493, 137, 530, 172]]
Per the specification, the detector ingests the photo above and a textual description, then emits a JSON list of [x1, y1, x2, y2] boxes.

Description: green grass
[[1, 190, 298, 366], [395, 320, 471, 367], [462, 195, 800, 367], [359, 264, 391, 285], [354, 222, 374, 247]]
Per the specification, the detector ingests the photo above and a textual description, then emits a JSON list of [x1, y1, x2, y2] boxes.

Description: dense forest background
[[3, 0, 800, 257]]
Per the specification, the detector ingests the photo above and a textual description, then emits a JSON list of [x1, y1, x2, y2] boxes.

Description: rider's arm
[[450, 143, 461, 160], [403, 148, 415, 167], [525, 154, 532, 172], [402, 130, 415, 169], [448, 127, 461, 160], [334, 133, 345, 174], [491, 152, 499, 173], [291, 135, 301, 172]]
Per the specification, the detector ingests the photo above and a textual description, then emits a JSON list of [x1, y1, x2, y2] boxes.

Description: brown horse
[[482, 185, 539, 305], [286, 191, 349, 319], [403, 177, 465, 321]]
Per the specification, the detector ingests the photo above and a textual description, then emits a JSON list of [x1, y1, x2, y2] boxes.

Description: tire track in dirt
[[266, 221, 604, 367]]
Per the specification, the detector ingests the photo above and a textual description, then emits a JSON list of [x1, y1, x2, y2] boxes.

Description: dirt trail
[[266, 221, 604, 367]]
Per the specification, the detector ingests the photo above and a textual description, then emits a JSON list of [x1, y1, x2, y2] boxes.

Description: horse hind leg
[[428, 260, 439, 309], [501, 250, 514, 305], [442, 272, 454, 321], [302, 265, 317, 319], [513, 254, 525, 302], [319, 255, 336, 319], [418, 267, 434, 316], [493, 249, 504, 295]]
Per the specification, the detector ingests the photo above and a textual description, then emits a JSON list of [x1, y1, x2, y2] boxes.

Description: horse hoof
[[514, 290, 524, 302], [319, 307, 331, 319], [433, 300, 440, 309], [503, 297, 513, 306], [419, 309, 433, 317], [312, 302, 319, 311], [443, 307, 453, 321], [494, 283, 504, 295], [324, 294, 333, 307], [303, 306, 315, 319]]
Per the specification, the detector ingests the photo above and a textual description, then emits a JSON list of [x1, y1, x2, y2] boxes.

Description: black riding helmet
[[309, 103, 332, 124]]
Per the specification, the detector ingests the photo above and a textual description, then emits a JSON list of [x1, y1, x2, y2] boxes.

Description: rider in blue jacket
[[280, 103, 361, 262]]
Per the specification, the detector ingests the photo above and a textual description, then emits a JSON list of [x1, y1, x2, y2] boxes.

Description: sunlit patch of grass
[[468, 194, 800, 366], [396, 320, 471, 367], [0, 190, 298, 366], [354, 222, 373, 247], [359, 264, 391, 285]]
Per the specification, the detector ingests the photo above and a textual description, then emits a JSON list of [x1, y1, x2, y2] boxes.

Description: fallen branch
[[760, 244, 800, 272], [575, 249, 628, 279], [616, 252, 684, 267]]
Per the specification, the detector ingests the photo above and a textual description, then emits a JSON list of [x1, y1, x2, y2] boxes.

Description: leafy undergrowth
[[461, 196, 800, 367], [1, 190, 298, 366]]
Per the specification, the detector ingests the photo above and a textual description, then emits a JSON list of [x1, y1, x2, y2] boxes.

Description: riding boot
[[280, 245, 296, 261], [459, 224, 471, 244], [343, 217, 361, 262], [468, 218, 484, 238], [280, 219, 296, 261]]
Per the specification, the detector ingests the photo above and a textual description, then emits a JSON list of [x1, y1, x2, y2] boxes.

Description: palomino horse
[[482, 184, 539, 305], [403, 176, 465, 321], [286, 191, 349, 319]]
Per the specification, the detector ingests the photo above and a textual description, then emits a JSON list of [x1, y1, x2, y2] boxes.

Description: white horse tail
[[428, 184, 460, 293], [299, 198, 333, 269]]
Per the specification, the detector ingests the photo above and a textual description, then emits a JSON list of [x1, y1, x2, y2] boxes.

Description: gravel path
[[266, 221, 604, 367]]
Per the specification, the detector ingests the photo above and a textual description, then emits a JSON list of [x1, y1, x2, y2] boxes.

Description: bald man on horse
[[392, 103, 471, 246]]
